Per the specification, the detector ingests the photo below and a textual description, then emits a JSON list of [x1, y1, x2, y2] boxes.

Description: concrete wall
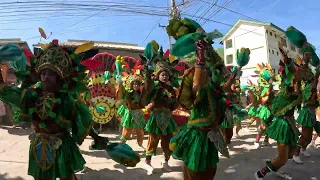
[[265, 27, 303, 72], [223, 22, 304, 85]]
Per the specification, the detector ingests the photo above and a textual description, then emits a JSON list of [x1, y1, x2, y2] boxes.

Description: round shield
[[90, 96, 116, 124]]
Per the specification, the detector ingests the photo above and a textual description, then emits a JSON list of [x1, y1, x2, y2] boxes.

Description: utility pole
[[159, 0, 185, 49]]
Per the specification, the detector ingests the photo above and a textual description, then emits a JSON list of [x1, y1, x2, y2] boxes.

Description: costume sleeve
[[116, 83, 125, 100], [70, 97, 94, 145], [0, 85, 32, 122]]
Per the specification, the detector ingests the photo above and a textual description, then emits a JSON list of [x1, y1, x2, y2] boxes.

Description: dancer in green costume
[[115, 56, 146, 148], [167, 20, 248, 179], [143, 41, 179, 175], [246, 83, 261, 130], [172, 39, 229, 180], [0, 40, 109, 180], [253, 63, 278, 149], [254, 40, 304, 180], [220, 67, 246, 145], [293, 49, 320, 163]]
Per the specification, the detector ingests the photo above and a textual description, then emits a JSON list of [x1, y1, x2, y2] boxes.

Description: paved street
[[0, 123, 319, 180]]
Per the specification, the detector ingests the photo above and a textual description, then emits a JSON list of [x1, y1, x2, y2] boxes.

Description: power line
[[202, 0, 234, 25], [182, 12, 264, 37], [198, 0, 259, 21], [141, 17, 163, 45]]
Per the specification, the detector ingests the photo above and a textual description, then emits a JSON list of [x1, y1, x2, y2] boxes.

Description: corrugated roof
[[220, 19, 286, 43], [33, 40, 144, 51]]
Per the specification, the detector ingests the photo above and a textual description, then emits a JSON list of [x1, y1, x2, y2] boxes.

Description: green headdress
[[10, 39, 92, 92], [255, 63, 275, 87], [285, 26, 307, 48], [236, 48, 250, 67], [285, 26, 319, 67]]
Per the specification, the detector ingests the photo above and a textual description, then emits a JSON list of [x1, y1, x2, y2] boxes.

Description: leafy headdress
[[115, 55, 144, 92], [1, 39, 93, 92], [286, 26, 319, 67], [278, 44, 299, 87], [255, 63, 275, 87], [140, 40, 183, 87]]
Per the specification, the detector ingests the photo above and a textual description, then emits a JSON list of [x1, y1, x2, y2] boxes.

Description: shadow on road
[[0, 126, 32, 136], [76, 164, 183, 180], [0, 173, 24, 180], [215, 126, 320, 180]]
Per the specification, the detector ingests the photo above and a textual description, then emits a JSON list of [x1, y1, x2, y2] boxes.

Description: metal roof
[[33, 40, 145, 51]]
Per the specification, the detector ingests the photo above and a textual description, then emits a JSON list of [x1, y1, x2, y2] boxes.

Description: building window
[[298, 48, 303, 55], [269, 32, 273, 36], [274, 34, 277, 38], [272, 50, 274, 54], [226, 54, 233, 64], [266, 30, 268, 34], [280, 37, 287, 47], [272, 68, 275, 72], [269, 49, 271, 53], [290, 44, 296, 51], [277, 51, 279, 56], [226, 39, 232, 49]]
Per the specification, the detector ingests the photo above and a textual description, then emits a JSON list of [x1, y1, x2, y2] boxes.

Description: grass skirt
[[145, 109, 178, 135], [171, 128, 219, 172], [266, 117, 300, 146], [118, 105, 146, 129], [257, 105, 271, 123], [248, 106, 259, 117], [28, 135, 85, 179], [296, 107, 315, 127]]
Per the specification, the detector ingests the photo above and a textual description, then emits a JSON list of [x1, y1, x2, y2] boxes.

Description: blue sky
[[0, 0, 319, 54]]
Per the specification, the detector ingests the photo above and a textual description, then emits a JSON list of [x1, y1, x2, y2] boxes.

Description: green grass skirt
[[171, 128, 219, 172], [266, 117, 300, 146], [118, 105, 146, 129], [296, 107, 315, 127], [257, 105, 271, 123], [145, 110, 178, 135], [28, 135, 85, 179], [248, 106, 259, 117]]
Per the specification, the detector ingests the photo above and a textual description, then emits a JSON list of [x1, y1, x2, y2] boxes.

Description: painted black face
[[40, 69, 58, 92], [132, 80, 140, 91]]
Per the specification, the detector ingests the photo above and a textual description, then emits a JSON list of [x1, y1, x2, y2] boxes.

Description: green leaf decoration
[[285, 26, 307, 48], [261, 69, 271, 81], [144, 43, 154, 61], [185, 18, 201, 30], [311, 51, 320, 67], [0, 43, 24, 63], [236, 48, 250, 67], [96, 106, 106, 114], [206, 29, 223, 43], [39, 121, 46, 128], [171, 32, 204, 57], [49, 112, 56, 118]]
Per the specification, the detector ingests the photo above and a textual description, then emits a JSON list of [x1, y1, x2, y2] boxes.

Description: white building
[[220, 19, 303, 85]]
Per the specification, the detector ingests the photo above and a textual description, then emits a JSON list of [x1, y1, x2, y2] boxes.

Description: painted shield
[[90, 97, 116, 124]]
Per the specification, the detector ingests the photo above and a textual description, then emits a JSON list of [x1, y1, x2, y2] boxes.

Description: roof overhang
[[33, 40, 144, 52]]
